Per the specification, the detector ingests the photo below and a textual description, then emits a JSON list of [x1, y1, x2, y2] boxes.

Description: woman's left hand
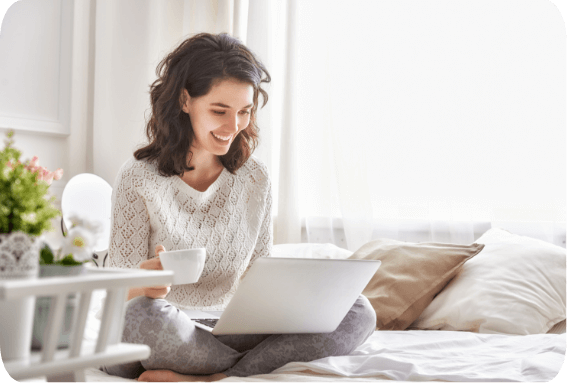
[[138, 245, 171, 299]]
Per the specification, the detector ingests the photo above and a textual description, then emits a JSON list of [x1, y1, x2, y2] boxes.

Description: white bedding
[[85, 329, 565, 382], [84, 240, 565, 382], [6, 233, 563, 381], [267, 331, 565, 382]]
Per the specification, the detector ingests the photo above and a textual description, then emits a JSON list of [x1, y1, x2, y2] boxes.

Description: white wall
[[0, 0, 65, 122], [0, 0, 78, 204], [0, 0, 157, 200], [91, 0, 155, 185]]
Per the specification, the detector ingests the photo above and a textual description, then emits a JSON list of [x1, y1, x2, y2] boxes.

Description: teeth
[[212, 132, 231, 141]]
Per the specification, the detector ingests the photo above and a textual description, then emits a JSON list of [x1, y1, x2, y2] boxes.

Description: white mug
[[159, 248, 206, 285]]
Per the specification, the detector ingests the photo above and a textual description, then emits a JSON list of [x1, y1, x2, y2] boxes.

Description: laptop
[[181, 257, 381, 335]]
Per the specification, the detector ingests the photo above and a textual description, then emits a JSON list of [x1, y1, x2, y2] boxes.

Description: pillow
[[272, 243, 353, 259], [348, 239, 484, 330], [410, 228, 566, 335]]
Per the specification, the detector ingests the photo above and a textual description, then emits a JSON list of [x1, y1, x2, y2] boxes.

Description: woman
[[103, 33, 376, 382]]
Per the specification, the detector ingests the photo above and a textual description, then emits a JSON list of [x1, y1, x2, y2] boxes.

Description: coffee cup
[[159, 248, 206, 285]]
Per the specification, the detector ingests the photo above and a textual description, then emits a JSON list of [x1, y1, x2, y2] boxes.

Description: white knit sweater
[[107, 156, 273, 310]]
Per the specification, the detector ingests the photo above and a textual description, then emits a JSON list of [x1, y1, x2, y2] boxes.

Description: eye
[[212, 110, 225, 115], [239, 110, 251, 115]]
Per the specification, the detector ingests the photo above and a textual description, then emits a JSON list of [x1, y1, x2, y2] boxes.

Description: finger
[[145, 286, 170, 299], [147, 284, 171, 289], [149, 256, 164, 270], [155, 245, 166, 257], [147, 285, 171, 290], [139, 257, 163, 270]]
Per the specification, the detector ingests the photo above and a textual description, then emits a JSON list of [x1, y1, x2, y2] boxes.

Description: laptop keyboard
[[193, 318, 219, 329]]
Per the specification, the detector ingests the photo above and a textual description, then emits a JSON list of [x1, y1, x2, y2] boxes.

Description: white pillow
[[411, 228, 566, 335], [272, 243, 352, 259]]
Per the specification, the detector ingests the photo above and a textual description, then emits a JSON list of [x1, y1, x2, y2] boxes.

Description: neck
[[182, 148, 224, 183]]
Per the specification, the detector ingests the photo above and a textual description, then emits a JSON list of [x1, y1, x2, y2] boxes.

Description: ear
[[180, 89, 191, 114]]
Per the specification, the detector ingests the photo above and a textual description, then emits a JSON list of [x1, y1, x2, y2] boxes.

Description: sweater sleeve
[[107, 162, 151, 269], [245, 176, 273, 274]]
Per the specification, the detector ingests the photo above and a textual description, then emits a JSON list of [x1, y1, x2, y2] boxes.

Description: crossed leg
[[103, 295, 376, 380]]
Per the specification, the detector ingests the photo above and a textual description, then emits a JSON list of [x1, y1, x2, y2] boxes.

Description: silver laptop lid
[[212, 257, 380, 335]]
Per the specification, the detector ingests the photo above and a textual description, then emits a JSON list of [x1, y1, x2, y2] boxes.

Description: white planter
[[0, 232, 40, 361]]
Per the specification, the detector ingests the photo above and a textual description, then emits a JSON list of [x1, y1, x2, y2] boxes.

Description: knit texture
[[108, 156, 272, 310]]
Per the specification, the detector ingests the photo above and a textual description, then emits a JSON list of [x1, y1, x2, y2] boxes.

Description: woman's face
[[182, 78, 254, 158]]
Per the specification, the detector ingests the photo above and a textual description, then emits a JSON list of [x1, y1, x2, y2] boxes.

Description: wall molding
[[0, 115, 68, 137], [0, 0, 73, 137]]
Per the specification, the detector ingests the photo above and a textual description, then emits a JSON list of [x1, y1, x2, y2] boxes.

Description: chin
[[212, 146, 231, 157]]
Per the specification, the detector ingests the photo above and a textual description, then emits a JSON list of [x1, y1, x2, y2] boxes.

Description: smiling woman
[[133, 33, 269, 177], [177, 79, 254, 192], [104, 32, 376, 382], [181, 79, 253, 157]]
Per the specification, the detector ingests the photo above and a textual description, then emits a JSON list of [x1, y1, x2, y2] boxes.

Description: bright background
[[0, 0, 565, 250]]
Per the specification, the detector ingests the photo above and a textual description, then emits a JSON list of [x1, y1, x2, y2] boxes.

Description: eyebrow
[[210, 102, 253, 109]]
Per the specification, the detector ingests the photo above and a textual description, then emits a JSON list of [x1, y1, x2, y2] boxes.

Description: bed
[[83, 227, 566, 382]]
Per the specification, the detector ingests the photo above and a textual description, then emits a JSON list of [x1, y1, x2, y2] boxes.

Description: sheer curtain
[[89, 0, 260, 186], [69, 0, 285, 210], [286, 0, 566, 250], [80, 0, 294, 242], [68, 0, 565, 250]]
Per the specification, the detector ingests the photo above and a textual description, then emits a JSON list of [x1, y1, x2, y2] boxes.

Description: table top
[[0, 267, 174, 300]]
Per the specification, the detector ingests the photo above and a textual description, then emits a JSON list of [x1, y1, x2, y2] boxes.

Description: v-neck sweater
[[107, 155, 273, 310]]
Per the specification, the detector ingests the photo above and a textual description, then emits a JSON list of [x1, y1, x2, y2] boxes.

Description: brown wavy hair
[[134, 33, 271, 175]]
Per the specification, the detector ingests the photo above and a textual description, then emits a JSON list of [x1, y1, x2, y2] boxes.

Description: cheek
[[194, 115, 216, 133], [240, 115, 251, 129]]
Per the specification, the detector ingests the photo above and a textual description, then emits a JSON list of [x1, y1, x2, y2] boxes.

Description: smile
[[211, 132, 232, 141]]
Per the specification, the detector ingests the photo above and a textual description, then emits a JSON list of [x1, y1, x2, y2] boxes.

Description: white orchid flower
[[61, 226, 96, 262], [67, 214, 103, 235]]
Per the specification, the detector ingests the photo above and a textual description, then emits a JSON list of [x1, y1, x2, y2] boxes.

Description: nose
[[227, 113, 239, 133]]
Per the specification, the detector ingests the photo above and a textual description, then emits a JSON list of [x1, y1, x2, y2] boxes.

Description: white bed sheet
[[16, 291, 567, 383], [67, 270, 567, 383], [85, 330, 565, 382], [265, 330, 565, 382], [83, 241, 565, 382]]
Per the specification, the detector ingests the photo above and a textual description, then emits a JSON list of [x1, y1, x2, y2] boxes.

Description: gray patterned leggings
[[103, 295, 376, 378]]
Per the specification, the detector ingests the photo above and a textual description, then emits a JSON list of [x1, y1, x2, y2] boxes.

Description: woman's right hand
[[138, 245, 171, 299]]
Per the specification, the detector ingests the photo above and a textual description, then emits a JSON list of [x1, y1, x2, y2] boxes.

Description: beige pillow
[[348, 239, 484, 330]]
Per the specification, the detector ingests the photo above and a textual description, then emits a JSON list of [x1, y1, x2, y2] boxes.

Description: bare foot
[[138, 369, 227, 382]]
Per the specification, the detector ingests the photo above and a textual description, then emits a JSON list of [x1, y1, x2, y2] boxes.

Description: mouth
[[211, 132, 233, 143]]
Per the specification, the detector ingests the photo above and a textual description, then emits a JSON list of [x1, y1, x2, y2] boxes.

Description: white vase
[[0, 232, 40, 362]]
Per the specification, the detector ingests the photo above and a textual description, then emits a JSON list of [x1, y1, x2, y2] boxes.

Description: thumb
[[155, 244, 166, 258]]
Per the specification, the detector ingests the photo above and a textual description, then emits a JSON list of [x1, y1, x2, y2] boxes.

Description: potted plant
[[0, 130, 63, 361], [0, 130, 62, 249]]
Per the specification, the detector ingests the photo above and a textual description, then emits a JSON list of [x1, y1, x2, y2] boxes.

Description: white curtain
[[89, 0, 256, 185], [72, 0, 295, 242], [289, 0, 566, 250], [70, 0, 565, 250], [64, 0, 244, 182]]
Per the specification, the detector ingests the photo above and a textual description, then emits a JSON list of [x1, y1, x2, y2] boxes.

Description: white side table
[[1, 267, 173, 382]]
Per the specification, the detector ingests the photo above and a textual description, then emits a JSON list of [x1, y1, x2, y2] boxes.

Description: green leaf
[[56, 254, 83, 266], [39, 244, 54, 265], [0, 130, 61, 235]]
